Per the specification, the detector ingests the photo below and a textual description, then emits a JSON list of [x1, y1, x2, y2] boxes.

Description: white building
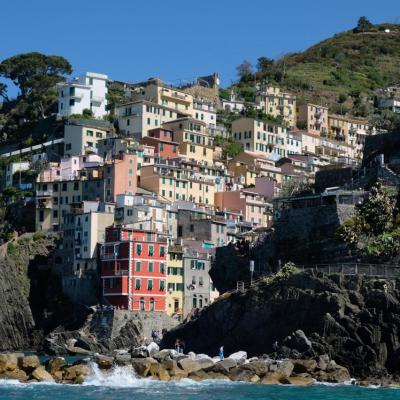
[[57, 72, 108, 118], [192, 99, 217, 129], [221, 90, 245, 113], [4, 161, 30, 188]]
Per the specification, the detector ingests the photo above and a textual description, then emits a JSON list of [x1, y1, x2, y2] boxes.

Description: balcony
[[101, 253, 118, 260], [85, 144, 98, 154], [70, 92, 84, 100], [91, 95, 104, 103], [36, 189, 53, 197]]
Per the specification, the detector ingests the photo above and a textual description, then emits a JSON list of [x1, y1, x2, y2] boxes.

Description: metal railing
[[235, 263, 400, 294]]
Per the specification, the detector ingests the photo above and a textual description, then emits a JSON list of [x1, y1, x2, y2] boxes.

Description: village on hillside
[[1, 60, 399, 321]]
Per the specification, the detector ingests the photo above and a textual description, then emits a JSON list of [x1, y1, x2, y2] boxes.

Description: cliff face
[[0, 235, 55, 351], [162, 272, 400, 379], [211, 200, 356, 293]]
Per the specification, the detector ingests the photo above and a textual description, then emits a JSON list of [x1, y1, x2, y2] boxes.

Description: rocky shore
[[0, 342, 354, 386]]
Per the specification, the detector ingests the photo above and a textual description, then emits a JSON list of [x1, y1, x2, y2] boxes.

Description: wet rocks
[[0, 350, 352, 386]]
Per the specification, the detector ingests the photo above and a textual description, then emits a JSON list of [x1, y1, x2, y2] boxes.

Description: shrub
[[32, 231, 46, 241]]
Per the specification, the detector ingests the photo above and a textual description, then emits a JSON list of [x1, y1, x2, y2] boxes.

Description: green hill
[[235, 22, 400, 117]]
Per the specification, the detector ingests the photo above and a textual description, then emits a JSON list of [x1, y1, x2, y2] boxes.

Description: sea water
[[0, 364, 398, 400]]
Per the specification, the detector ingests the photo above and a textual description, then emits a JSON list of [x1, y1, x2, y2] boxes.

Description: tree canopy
[[0, 52, 72, 143], [0, 52, 72, 100]]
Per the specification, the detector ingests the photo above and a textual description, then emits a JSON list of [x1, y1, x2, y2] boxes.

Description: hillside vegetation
[[235, 21, 400, 117]]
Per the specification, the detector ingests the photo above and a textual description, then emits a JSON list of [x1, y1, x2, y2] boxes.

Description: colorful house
[[101, 226, 168, 311]]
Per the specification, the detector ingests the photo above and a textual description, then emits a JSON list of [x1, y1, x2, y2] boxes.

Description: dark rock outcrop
[[162, 271, 400, 379]]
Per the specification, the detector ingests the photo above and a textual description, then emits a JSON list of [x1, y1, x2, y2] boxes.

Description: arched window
[[140, 297, 145, 311], [150, 298, 155, 311], [199, 295, 203, 308], [192, 295, 197, 309]]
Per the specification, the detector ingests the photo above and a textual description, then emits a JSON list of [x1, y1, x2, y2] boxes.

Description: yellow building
[[115, 100, 181, 138], [64, 119, 112, 157], [166, 245, 184, 319], [139, 163, 215, 207], [328, 114, 350, 142], [255, 84, 297, 128], [122, 78, 194, 115], [296, 103, 328, 136], [163, 118, 214, 164], [231, 117, 288, 160], [228, 160, 257, 186]]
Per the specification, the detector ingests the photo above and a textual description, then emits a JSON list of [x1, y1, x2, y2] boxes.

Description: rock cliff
[[162, 271, 400, 379], [0, 234, 54, 351]]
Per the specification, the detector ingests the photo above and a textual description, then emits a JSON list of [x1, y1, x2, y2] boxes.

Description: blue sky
[[1, 0, 399, 97]]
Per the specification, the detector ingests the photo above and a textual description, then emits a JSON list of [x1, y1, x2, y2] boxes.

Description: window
[[87, 130, 93, 137], [140, 297, 145, 311], [137, 244, 142, 255], [135, 279, 141, 290], [96, 132, 102, 138], [69, 99, 75, 106], [148, 262, 154, 273], [147, 280, 153, 290], [199, 277, 204, 286], [159, 280, 165, 291], [160, 246, 165, 257], [66, 143, 72, 151], [160, 263, 165, 274], [150, 298, 155, 311], [193, 295, 197, 308], [53, 210, 58, 218], [148, 245, 154, 256], [136, 261, 141, 272], [176, 283, 183, 291], [62, 183, 67, 191]]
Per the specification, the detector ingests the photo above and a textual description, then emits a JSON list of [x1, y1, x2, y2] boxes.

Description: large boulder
[[228, 351, 247, 365], [46, 357, 66, 375], [229, 366, 259, 382], [276, 360, 294, 378], [115, 354, 132, 366], [0, 354, 18, 373], [207, 358, 237, 374], [161, 359, 188, 380], [188, 370, 212, 381], [287, 375, 314, 385], [95, 355, 114, 370], [0, 369, 28, 381], [31, 366, 55, 382], [18, 355, 41, 373], [177, 358, 203, 374], [196, 357, 215, 370], [239, 360, 269, 377], [293, 359, 318, 374], [146, 342, 159, 357], [63, 364, 91, 381], [131, 357, 158, 377], [131, 346, 149, 358], [153, 349, 174, 362]]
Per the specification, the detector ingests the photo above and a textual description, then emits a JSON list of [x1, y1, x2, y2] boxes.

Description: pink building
[[214, 189, 271, 227]]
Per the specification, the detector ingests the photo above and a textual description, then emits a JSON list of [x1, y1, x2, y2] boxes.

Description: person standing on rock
[[219, 346, 224, 360], [175, 338, 181, 353]]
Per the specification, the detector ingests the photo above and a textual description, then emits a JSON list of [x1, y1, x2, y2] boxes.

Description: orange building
[[101, 226, 168, 311], [140, 128, 179, 159]]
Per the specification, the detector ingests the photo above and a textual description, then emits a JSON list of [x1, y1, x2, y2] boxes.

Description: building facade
[[101, 227, 168, 311]]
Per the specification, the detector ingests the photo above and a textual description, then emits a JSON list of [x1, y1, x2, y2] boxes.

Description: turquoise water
[[0, 379, 398, 400], [0, 364, 398, 400]]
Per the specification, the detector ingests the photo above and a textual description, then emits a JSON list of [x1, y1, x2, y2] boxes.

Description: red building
[[141, 128, 179, 159], [101, 226, 168, 311]]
